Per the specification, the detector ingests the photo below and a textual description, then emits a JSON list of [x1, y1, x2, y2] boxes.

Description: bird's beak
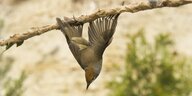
[[86, 83, 90, 90]]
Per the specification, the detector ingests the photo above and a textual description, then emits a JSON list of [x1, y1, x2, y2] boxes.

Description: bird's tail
[[56, 18, 83, 43]]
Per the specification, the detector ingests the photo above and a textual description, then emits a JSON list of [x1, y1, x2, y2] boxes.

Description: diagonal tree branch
[[0, 0, 192, 49]]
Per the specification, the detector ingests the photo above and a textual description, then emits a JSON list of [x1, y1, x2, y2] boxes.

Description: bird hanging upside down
[[56, 14, 120, 90]]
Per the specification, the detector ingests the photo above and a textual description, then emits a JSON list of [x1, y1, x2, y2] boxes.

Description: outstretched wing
[[88, 14, 120, 56], [56, 18, 88, 65]]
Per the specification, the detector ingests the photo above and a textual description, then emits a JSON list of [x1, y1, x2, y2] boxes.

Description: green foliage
[[0, 57, 27, 96], [4, 71, 27, 96], [108, 30, 192, 96]]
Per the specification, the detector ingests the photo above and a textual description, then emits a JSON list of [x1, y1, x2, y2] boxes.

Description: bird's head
[[85, 66, 100, 90]]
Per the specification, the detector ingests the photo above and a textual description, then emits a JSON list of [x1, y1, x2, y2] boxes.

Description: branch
[[0, 0, 191, 49]]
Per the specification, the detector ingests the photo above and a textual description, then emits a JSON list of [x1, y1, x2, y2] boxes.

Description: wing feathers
[[56, 14, 119, 65], [88, 14, 120, 48]]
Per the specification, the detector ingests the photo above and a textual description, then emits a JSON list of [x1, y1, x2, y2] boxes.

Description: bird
[[56, 14, 120, 89]]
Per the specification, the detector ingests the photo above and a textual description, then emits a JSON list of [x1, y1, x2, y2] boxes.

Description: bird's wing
[[56, 18, 89, 65], [88, 14, 120, 55]]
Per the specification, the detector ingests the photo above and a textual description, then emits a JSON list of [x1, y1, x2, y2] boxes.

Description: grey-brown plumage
[[56, 14, 120, 89]]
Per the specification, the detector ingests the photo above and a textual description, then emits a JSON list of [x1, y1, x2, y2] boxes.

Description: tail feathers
[[56, 18, 83, 42]]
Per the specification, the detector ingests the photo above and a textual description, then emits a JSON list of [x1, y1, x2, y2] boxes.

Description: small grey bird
[[56, 14, 120, 89]]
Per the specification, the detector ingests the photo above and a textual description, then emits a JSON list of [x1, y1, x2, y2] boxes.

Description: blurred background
[[0, 0, 192, 96]]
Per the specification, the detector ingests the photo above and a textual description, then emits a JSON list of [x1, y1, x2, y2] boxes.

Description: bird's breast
[[80, 48, 102, 68]]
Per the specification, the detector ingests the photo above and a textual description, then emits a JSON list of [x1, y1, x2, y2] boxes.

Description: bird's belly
[[80, 48, 101, 68]]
